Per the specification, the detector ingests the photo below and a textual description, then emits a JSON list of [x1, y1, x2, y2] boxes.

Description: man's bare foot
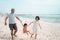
[[13, 34, 17, 37]]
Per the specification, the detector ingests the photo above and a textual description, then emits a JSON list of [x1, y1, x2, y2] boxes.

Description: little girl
[[29, 16, 41, 39], [22, 23, 31, 35]]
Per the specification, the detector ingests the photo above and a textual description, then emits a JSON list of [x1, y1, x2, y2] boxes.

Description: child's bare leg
[[35, 34, 37, 39], [26, 32, 28, 35], [27, 31, 31, 35], [31, 33, 34, 38]]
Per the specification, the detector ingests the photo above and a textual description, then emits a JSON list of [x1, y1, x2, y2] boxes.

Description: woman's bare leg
[[35, 34, 37, 39]]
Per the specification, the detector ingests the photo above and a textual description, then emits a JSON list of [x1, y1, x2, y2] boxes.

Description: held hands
[[19, 19, 22, 23]]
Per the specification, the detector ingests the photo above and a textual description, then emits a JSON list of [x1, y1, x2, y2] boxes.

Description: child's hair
[[35, 16, 40, 20], [23, 23, 27, 26]]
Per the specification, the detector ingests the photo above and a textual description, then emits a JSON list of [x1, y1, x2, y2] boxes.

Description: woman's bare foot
[[35, 37, 37, 40]]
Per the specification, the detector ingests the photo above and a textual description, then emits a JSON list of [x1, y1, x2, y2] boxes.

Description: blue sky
[[0, 0, 60, 14]]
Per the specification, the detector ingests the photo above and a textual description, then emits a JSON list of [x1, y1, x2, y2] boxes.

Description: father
[[5, 8, 22, 39]]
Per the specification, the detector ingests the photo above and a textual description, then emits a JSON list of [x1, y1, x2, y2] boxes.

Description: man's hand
[[5, 17, 8, 26], [20, 20, 22, 23]]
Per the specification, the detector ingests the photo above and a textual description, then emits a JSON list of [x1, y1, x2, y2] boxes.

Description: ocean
[[17, 14, 60, 23]]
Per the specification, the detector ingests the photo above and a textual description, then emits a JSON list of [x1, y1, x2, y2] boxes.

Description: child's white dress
[[32, 20, 39, 34]]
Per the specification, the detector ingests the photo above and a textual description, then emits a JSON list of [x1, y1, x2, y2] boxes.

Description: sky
[[0, 0, 60, 14]]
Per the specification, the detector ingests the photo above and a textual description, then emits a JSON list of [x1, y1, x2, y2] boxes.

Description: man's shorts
[[9, 24, 17, 30]]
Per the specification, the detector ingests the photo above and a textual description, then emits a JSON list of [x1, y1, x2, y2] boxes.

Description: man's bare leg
[[11, 30, 13, 39], [13, 30, 17, 37]]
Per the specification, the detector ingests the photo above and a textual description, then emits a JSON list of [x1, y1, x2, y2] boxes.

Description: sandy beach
[[0, 15, 60, 40]]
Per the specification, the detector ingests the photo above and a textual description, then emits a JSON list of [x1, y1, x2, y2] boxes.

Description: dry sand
[[0, 15, 60, 40]]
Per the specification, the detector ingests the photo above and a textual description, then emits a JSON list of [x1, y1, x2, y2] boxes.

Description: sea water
[[17, 14, 60, 23]]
